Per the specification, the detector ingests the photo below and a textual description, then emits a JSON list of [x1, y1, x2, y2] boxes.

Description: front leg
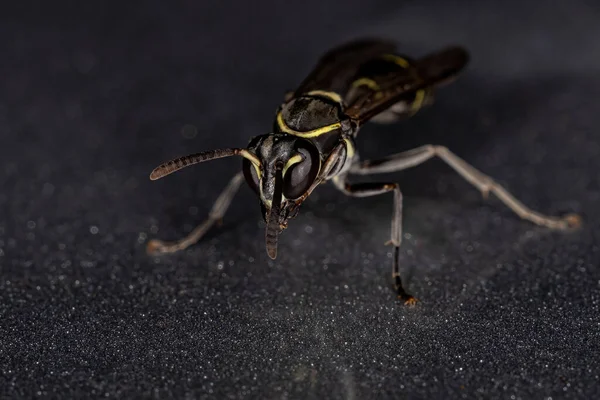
[[333, 176, 417, 305], [147, 172, 244, 255]]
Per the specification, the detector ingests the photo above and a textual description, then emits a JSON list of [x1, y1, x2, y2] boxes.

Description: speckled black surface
[[1, 1, 600, 398]]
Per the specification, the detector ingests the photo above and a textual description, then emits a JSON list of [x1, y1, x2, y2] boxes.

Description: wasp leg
[[350, 145, 581, 230], [333, 177, 417, 305], [147, 172, 245, 255]]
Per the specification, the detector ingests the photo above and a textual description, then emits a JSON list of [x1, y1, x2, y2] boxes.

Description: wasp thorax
[[281, 96, 341, 131]]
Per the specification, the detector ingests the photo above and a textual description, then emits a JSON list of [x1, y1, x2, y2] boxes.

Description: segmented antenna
[[149, 149, 242, 180]]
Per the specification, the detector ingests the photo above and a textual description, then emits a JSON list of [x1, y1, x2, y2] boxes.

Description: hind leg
[[350, 145, 581, 230]]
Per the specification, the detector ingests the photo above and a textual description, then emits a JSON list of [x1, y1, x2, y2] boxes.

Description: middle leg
[[333, 176, 417, 305]]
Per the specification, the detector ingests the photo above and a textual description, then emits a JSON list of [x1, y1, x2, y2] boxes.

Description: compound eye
[[282, 145, 320, 200], [242, 159, 260, 195]]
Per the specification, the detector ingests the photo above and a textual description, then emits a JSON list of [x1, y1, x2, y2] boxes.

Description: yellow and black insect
[[147, 39, 581, 305]]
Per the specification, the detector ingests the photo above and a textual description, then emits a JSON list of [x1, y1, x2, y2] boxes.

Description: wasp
[[147, 39, 581, 305]]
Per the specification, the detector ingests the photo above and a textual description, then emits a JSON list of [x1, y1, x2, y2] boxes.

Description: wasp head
[[148, 133, 322, 260], [242, 134, 321, 258]]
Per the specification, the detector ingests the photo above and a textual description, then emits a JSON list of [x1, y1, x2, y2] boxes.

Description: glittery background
[[1, 1, 599, 398]]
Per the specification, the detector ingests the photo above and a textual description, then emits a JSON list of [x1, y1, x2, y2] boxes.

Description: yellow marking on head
[[240, 149, 261, 178], [277, 112, 341, 138], [306, 90, 343, 104], [351, 78, 380, 91], [283, 154, 304, 176], [410, 89, 426, 114], [239, 149, 260, 167], [382, 54, 410, 68], [343, 137, 355, 159]]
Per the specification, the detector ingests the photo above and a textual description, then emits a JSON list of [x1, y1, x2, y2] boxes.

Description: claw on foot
[[561, 213, 582, 230], [399, 295, 418, 306], [146, 239, 169, 255]]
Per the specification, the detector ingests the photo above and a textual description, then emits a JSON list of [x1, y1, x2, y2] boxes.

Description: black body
[[147, 39, 579, 304]]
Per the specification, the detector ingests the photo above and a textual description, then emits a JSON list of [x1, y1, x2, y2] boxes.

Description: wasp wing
[[345, 46, 469, 124], [293, 39, 397, 97]]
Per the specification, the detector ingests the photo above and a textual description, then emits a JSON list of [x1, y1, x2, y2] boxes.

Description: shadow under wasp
[[146, 39, 581, 305]]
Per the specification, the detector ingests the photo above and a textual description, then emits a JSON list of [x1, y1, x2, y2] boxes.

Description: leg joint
[[432, 145, 448, 154]]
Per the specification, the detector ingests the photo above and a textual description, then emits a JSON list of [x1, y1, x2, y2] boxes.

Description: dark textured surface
[[1, 1, 600, 398]]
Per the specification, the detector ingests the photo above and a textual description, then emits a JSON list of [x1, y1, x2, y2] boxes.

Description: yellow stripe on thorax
[[277, 112, 341, 138]]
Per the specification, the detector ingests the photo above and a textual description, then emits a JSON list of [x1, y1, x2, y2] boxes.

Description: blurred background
[[1, 0, 599, 398]]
